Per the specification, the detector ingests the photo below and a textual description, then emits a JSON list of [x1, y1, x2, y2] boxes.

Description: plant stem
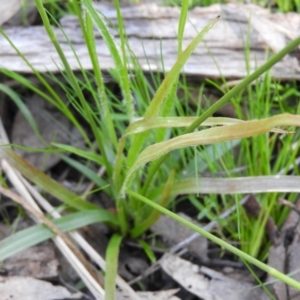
[[127, 189, 300, 291]]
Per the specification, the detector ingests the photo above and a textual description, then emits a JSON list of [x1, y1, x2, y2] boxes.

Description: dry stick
[[0, 121, 105, 299], [278, 198, 300, 215], [0, 185, 104, 286], [0, 179, 105, 279], [0, 120, 139, 299], [23, 179, 140, 300], [128, 195, 250, 285], [0, 167, 104, 299]]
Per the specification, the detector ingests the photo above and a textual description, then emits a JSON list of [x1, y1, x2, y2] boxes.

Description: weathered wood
[[1, 2, 300, 79], [0, 0, 22, 26]]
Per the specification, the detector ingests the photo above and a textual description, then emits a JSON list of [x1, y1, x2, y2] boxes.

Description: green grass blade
[[52, 143, 105, 165], [0, 84, 40, 138], [0, 210, 118, 261], [113, 136, 126, 192], [157, 0, 189, 141], [243, 259, 276, 300], [130, 170, 175, 238], [126, 16, 219, 169], [82, 0, 134, 121], [0, 147, 105, 211], [126, 190, 300, 292], [0, 69, 59, 108], [177, 0, 189, 55], [72, 0, 118, 149], [137, 239, 156, 263], [0, 29, 64, 110], [105, 234, 123, 300], [59, 155, 107, 188], [113, 0, 134, 121], [35, 0, 113, 176], [145, 16, 219, 118]]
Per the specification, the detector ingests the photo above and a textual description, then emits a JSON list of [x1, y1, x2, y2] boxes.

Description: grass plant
[[1, 0, 300, 297], [163, 0, 300, 12]]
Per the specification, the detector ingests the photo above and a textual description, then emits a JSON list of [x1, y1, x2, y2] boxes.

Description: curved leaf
[[105, 234, 123, 300], [125, 116, 288, 136], [122, 113, 300, 194]]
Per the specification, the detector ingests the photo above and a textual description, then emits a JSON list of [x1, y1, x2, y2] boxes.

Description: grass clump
[[1, 0, 300, 296]]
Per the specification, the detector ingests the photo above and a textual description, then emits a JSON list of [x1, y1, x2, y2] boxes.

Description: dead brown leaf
[[268, 200, 300, 300]]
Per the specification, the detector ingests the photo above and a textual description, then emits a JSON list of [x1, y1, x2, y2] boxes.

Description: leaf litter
[[1, 1, 300, 299]]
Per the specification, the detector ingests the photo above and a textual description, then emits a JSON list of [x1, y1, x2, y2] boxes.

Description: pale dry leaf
[[243, 195, 277, 243], [171, 176, 300, 195], [116, 288, 180, 300], [127, 197, 250, 287], [267, 244, 286, 300], [0, 276, 82, 299], [136, 289, 180, 300], [0, 0, 22, 26], [118, 252, 149, 281], [151, 213, 207, 259], [4, 0, 37, 26], [2, 242, 59, 279], [0, 223, 14, 240], [268, 200, 300, 300], [160, 253, 269, 300]]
